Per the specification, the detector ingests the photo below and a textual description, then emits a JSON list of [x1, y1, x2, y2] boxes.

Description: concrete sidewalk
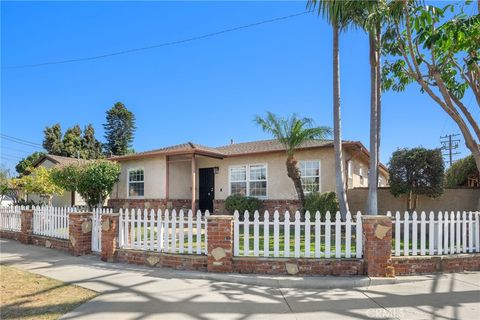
[[1, 239, 479, 320]]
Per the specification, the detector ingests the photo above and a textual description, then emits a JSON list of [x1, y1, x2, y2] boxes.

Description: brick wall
[[116, 249, 207, 271], [0, 230, 21, 241], [108, 198, 194, 211], [30, 235, 71, 253], [392, 254, 480, 275], [233, 257, 364, 276]]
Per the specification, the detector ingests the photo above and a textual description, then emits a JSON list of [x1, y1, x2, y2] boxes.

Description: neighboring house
[[108, 139, 389, 213], [27, 154, 87, 207]]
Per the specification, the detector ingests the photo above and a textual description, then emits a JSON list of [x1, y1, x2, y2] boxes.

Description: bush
[[225, 194, 262, 214], [304, 192, 339, 219], [445, 155, 479, 187]]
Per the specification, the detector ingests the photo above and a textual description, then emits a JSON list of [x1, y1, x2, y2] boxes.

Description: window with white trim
[[299, 160, 320, 193], [229, 164, 267, 198], [128, 169, 144, 197]]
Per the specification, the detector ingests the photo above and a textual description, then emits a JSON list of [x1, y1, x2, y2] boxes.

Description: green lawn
[[237, 225, 359, 258], [125, 224, 359, 257]]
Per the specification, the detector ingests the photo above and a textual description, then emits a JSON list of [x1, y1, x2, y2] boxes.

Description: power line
[[2, 10, 312, 70], [440, 133, 461, 167], [0, 134, 43, 148], [1, 145, 36, 154], [0, 153, 23, 160]]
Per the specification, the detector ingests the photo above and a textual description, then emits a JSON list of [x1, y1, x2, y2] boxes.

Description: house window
[[128, 169, 144, 197], [299, 160, 320, 193], [229, 164, 267, 198]]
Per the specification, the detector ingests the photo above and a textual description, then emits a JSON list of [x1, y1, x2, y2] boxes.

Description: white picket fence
[[91, 207, 113, 253], [33, 206, 77, 239], [0, 206, 27, 232], [234, 211, 363, 258], [118, 209, 210, 255], [388, 211, 480, 256]]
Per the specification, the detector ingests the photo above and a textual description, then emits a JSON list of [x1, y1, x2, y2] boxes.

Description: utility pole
[[440, 134, 461, 166]]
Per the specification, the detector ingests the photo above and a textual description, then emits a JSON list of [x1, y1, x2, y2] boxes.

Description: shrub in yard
[[225, 194, 262, 214], [304, 191, 339, 219], [445, 155, 479, 187]]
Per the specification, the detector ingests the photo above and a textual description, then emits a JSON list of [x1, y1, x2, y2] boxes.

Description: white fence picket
[[253, 211, 260, 256], [315, 212, 321, 258], [389, 210, 480, 257], [325, 211, 331, 258], [284, 211, 290, 258], [117, 207, 208, 255], [0, 206, 22, 232], [355, 211, 362, 258], [345, 211, 351, 258], [294, 211, 300, 258], [263, 211, 270, 258], [305, 211, 311, 258], [273, 211, 280, 257], [31, 206, 71, 240], [412, 212, 418, 256]]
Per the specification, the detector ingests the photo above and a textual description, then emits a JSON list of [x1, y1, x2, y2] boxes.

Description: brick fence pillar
[[19, 209, 34, 244], [362, 215, 395, 277], [101, 213, 120, 262], [207, 215, 234, 273], [69, 212, 92, 256]]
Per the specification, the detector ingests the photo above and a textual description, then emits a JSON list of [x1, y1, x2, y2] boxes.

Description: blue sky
[[1, 1, 475, 174]]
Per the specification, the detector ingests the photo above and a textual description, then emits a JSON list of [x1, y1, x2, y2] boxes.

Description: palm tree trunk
[[332, 23, 349, 218], [286, 156, 305, 212], [367, 31, 379, 215], [376, 24, 382, 185]]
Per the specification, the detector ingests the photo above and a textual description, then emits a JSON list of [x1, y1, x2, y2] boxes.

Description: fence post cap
[[207, 215, 234, 220], [361, 215, 392, 221], [102, 213, 120, 217]]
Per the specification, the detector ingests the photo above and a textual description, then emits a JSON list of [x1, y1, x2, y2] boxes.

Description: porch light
[[214, 167, 219, 174]]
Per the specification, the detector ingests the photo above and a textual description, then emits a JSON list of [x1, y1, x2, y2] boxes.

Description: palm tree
[[307, 0, 356, 216], [255, 112, 332, 211], [351, 1, 387, 215]]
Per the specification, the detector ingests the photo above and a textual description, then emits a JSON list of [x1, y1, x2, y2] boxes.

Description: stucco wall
[[168, 159, 192, 199], [347, 187, 480, 214], [110, 147, 388, 201], [111, 156, 166, 199]]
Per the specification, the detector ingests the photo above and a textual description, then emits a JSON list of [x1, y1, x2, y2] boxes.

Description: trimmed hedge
[[304, 191, 339, 219], [225, 194, 262, 214]]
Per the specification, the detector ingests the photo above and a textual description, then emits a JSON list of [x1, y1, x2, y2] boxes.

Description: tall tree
[[353, 0, 390, 215], [388, 147, 445, 211], [255, 112, 332, 211], [62, 125, 83, 158], [103, 102, 136, 156], [15, 152, 46, 176], [82, 124, 103, 159], [43, 123, 63, 155], [382, 1, 480, 189], [307, 0, 356, 216]]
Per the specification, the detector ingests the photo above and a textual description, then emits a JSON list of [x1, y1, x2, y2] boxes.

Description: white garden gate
[[91, 208, 112, 253]]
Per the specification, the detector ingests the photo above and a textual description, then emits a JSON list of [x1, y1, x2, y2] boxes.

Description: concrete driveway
[[1, 239, 479, 320]]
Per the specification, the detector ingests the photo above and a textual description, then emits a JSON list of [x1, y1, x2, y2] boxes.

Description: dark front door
[[199, 168, 215, 213]]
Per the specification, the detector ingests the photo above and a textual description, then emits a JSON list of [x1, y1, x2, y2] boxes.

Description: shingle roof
[[109, 142, 224, 160], [216, 139, 335, 155], [34, 154, 90, 167], [109, 139, 355, 161]]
